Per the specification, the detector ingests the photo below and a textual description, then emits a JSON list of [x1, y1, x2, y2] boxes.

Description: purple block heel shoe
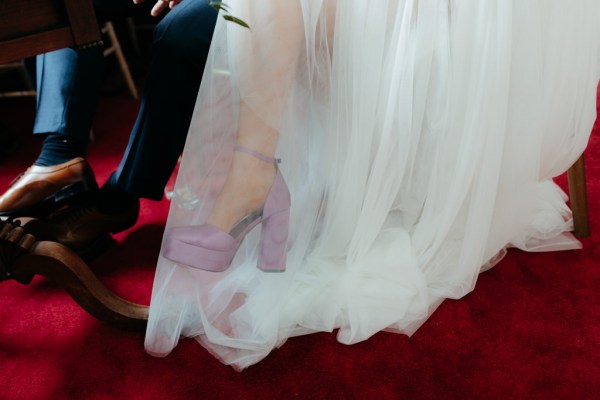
[[162, 146, 291, 273]]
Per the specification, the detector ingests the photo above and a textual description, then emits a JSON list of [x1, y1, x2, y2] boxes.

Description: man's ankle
[[34, 133, 87, 167]]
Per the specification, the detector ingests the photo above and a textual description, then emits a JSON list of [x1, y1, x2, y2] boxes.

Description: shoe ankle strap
[[234, 145, 281, 164]]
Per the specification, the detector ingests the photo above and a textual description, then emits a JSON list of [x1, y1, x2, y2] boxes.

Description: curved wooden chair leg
[[567, 154, 590, 238], [0, 219, 149, 330]]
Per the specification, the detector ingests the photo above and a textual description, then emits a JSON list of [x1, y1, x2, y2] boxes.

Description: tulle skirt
[[144, 0, 600, 369]]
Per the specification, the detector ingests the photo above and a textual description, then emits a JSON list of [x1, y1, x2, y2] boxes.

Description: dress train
[[144, 0, 600, 369]]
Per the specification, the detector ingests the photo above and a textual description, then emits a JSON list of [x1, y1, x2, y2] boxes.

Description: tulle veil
[[145, 0, 600, 369]]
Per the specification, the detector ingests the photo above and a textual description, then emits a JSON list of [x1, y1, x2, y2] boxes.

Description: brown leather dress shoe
[[24, 198, 140, 261], [0, 158, 98, 218]]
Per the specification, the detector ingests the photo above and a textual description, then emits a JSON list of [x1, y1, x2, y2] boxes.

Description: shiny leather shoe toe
[[0, 158, 98, 218]]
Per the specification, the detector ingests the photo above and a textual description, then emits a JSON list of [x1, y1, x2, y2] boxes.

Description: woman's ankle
[[205, 153, 276, 232]]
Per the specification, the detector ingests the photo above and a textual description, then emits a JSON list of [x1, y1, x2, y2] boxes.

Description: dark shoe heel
[[76, 233, 116, 262]]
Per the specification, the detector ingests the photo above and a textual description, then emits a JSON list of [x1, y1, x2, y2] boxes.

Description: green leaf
[[208, 1, 230, 12], [223, 15, 251, 30], [209, 1, 251, 30]]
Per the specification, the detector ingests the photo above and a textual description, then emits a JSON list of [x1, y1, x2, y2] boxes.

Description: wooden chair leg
[[567, 154, 590, 238], [0, 219, 148, 330], [0, 62, 36, 98], [102, 22, 139, 100]]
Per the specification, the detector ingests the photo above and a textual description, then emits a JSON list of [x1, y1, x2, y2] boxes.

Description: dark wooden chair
[[568, 154, 590, 238], [0, 0, 103, 64]]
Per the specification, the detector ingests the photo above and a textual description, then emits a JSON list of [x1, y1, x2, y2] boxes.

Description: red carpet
[[0, 90, 599, 400]]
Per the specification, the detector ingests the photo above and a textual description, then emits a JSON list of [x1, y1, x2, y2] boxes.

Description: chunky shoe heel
[[257, 209, 289, 272]]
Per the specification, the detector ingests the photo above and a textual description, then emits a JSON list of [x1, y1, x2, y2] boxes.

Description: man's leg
[[33, 47, 103, 166], [33, 0, 218, 257], [105, 0, 218, 200], [34, 0, 151, 166]]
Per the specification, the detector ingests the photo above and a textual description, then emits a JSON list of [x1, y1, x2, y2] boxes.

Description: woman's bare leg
[[205, 2, 305, 232]]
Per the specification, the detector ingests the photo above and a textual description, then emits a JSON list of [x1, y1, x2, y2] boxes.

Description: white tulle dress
[[144, 0, 600, 369]]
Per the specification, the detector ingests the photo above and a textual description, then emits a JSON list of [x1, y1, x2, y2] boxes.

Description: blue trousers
[[34, 0, 217, 200]]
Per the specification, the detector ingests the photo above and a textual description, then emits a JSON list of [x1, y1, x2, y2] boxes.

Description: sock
[[34, 133, 87, 167]]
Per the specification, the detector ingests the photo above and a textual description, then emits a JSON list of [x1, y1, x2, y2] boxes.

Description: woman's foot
[[205, 149, 276, 233], [162, 145, 290, 273]]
